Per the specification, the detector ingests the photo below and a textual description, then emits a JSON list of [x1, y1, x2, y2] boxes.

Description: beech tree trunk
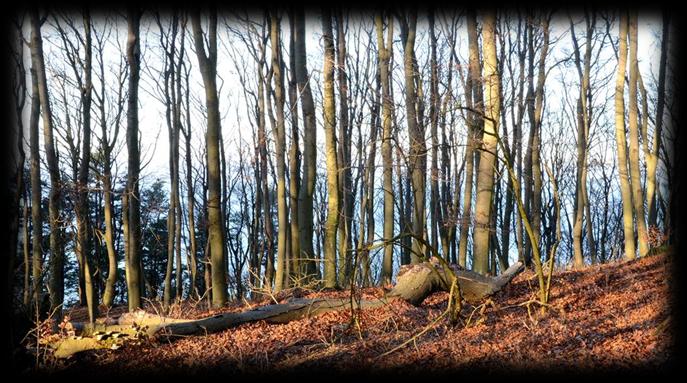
[[125, 7, 143, 311], [321, 8, 340, 288], [192, 8, 228, 306], [614, 12, 636, 260], [472, 10, 500, 275], [31, 8, 63, 316], [294, 7, 318, 281], [376, 12, 395, 285]]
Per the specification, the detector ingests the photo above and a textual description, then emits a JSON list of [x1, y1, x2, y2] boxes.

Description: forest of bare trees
[[3, 6, 682, 373]]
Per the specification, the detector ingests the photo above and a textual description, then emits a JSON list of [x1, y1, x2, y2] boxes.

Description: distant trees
[[8, 8, 675, 318]]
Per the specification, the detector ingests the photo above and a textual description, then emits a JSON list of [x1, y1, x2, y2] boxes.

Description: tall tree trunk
[[472, 10, 500, 275], [269, 11, 289, 293], [399, 9, 425, 264], [376, 12, 394, 285], [257, 49, 275, 291], [97, 24, 123, 307], [428, 10, 440, 258], [74, 11, 97, 323], [28, 29, 43, 309], [627, 11, 649, 257], [321, 9, 340, 288], [529, 15, 547, 271], [335, 10, 353, 284], [293, 7, 318, 278], [31, 9, 63, 316], [294, 8, 318, 281], [183, 63, 199, 299], [614, 11, 636, 260], [646, 12, 669, 228], [192, 8, 227, 306], [287, 8, 301, 285], [125, 8, 143, 311], [459, 10, 482, 268], [570, 13, 595, 268], [22, 193, 30, 307]]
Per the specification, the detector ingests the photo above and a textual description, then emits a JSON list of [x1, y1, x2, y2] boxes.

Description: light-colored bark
[[294, 8, 318, 281], [472, 10, 500, 275], [321, 9, 340, 288], [31, 9, 63, 315], [614, 12, 636, 260], [428, 10, 440, 257], [645, 12, 669, 228], [529, 16, 548, 270], [376, 12, 394, 285], [627, 12, 649, 257], [459, 10, 482, 268], [183, 64, 199, 298], [192, 8, 228, 306], [570, 15, 593, 268], [95, 22, 124, 308], [269, 11, 289, 293], [335, 10, 353, 284]]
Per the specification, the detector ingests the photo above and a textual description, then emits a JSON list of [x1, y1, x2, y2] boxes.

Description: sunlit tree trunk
[[31, 8, 64, 316], [627, 12, 649, 257], [161, 14, 183, 307], [182, 62, 199, 299], [335, 9, 353, 284], [529, 15, 548, 271], [95, 22, 125, 307], [645, 12, 669, 228], [614, 11, 636, 260], [472, 10, 500, 275], [73, 11, 97, 323], [570, 13, 595, 268], [294, 8, 318, 281], [428, 10, 440, 257], [459, 10, 482, 268], [321, 9, 340, 288], [269, 11, 289, 293], [192, 8, 227, 306], [257, 43, 275, 290], [376, 12, 394, 285]]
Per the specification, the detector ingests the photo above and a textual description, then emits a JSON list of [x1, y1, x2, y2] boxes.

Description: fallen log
[[388, 261, 525, 305], [53, 261, 523, 358]]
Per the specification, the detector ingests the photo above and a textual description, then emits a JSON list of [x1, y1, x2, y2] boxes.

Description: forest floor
[[24, 251, 676, 377]]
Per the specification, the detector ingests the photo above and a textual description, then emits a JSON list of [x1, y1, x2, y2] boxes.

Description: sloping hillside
[[26, 252, 674, 376]]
